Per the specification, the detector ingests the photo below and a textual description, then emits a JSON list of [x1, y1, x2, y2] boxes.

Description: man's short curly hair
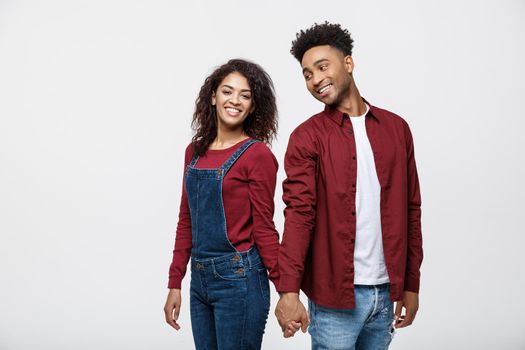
[[291, 21, 354, 62]]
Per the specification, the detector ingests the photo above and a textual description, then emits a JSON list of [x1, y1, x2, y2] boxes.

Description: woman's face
[[212, 72, 254, 131]]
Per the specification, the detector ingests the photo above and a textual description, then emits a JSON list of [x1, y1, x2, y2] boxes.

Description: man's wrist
[[279, 292, 300, 300]]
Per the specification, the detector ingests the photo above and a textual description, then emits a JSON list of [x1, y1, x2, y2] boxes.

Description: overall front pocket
[[213, 261, 247, 281]]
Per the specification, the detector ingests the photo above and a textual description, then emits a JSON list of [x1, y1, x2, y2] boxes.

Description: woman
[[164, 59, 279, 349]]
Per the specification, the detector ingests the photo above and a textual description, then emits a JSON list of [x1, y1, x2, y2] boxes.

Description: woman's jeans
[[309, 283, 395, 350], [190, 248, 270, 350]]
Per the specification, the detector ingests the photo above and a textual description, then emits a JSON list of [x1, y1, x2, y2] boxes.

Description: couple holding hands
[[164, 22, 423, 350]]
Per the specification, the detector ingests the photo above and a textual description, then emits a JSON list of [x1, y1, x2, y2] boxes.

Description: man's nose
[[312, 71, 323, 87]]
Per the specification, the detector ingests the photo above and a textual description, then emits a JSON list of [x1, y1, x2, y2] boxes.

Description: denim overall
[[186, 139, 270, 350]]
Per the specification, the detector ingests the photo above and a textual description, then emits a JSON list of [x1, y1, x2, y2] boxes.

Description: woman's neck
[[209, 126, 248, 150]]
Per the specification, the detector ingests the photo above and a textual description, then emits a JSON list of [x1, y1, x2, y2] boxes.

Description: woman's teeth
[[226, 107, 240, 112]]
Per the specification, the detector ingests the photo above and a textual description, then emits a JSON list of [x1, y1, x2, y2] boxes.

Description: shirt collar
[[323, 98, 380, 126]]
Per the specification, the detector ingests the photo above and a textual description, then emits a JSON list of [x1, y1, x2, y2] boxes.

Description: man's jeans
[[308, 284, 395, 350]]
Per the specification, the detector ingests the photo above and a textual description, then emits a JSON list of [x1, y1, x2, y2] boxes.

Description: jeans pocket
[[307, 299, 315, 335], [213, 262, 247, 281], [257, 268, 270, 303]]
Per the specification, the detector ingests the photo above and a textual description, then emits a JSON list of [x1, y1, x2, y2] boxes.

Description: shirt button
[[352, 211, 356, 216], [352, 183, 356, 188], [351, 238, 355, 243], [352, 156, 356, 160]]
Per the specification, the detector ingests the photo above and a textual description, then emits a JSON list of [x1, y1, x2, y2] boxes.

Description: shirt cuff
[[404, 276, 420, 293], [167, 277, 182, 289], [276, 274, 302, 293]]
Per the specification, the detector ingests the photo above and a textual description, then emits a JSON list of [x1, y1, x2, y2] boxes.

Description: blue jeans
[[190, 248, 270, 350], [308, 284, 395, 350]]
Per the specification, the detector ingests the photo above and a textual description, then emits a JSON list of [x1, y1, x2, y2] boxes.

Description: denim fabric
[[186, 140, 259, 259], [185, 139, 270, 350], [308, 284, 395, 350], [190, 248, 270, 349]]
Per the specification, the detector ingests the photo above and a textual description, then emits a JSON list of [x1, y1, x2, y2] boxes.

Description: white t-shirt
[[350, 104, 390, 285]]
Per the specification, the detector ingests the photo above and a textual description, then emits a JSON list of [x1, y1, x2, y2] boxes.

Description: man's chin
[[313, 95, 334, 105]]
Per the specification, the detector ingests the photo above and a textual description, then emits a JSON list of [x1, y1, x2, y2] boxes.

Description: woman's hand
[[164, 288, 182, 330]]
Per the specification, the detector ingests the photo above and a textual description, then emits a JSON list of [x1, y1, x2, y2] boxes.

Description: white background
[[1, 0, 524, 349]]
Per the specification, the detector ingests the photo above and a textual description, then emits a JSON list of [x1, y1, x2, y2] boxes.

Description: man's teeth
[[319, 84, 331, 93]]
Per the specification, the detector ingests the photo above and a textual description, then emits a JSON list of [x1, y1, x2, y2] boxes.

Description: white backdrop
[[1, 0, 524, 349]]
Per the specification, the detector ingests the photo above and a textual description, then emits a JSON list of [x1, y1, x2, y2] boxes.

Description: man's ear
[[344, 55, 354, 74]]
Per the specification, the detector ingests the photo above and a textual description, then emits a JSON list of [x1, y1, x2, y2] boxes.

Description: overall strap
[[189, 154, 199, 168], [220, 139, 258, 175]]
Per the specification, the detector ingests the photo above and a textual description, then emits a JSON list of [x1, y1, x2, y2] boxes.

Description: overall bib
[[185, 139, 270, 350]]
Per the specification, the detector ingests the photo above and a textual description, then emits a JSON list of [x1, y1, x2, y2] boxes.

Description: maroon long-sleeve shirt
[[278, 102, 423, 309], [168, 139, 280, 289]]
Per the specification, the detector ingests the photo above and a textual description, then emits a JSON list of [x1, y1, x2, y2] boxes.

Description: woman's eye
[[242, 95, 251, 100], [222, 90, 231, 95]]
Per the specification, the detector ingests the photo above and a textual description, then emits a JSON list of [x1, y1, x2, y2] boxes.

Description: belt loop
[[211, 259, 216, 275]]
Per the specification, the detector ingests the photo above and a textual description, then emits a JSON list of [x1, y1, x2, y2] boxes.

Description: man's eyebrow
[[313, 58, 329, 65], [302, 58, 329, 74]]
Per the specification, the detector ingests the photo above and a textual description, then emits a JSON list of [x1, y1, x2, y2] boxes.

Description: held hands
[[164, 289, 182, 330], [274, 292, 309, 338], [394, 291, 419, 328], [164, 288, 417, 334]]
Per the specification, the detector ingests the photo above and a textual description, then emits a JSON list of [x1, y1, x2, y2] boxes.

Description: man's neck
[[334, 81, 367, 117]]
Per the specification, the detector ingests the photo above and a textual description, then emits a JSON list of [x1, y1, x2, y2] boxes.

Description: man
[[275, 22, 423, 349]]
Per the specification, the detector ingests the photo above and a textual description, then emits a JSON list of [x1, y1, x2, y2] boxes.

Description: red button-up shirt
[[277, 101, 423, 309]]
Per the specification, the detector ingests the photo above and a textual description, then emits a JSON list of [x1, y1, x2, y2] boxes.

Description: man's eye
[[304, 74, 311, 80], [320, 65, 328, 71]]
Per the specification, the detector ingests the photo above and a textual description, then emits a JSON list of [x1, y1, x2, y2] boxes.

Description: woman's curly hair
[[291, 21, 354, 62], [191, 59, 278, 156]]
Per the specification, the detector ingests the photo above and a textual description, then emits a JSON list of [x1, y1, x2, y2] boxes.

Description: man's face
[[301, 45, 353, 107]]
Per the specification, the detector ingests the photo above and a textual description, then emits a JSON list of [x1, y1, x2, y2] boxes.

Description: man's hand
[[394, 291, 419, 328], [164, 289, 182, 330], [275, 292, 309, 338]]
